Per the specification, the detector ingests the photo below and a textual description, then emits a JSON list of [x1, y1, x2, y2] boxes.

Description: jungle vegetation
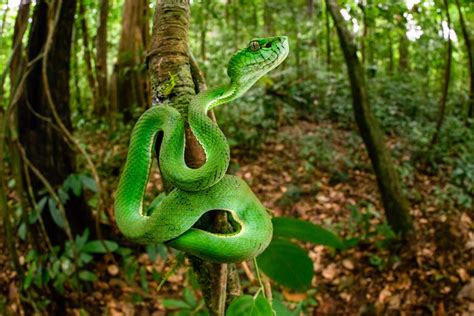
[[0, 0, 473, 314]]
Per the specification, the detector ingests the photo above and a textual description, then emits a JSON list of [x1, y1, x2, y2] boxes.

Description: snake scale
[[115, 36, 289, 263]]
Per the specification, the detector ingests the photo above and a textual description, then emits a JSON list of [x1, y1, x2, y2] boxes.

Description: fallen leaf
[[378, 286, 391, 304], [342, 259, 354, 270], [282, 289, 307, 302], [107, 264, 119, 276], [322, 263, 338, 280]]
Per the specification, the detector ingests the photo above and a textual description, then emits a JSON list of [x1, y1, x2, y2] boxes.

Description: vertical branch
[[78, 0, 98, 110], [430, 0, 452, 146], [326, 0, 413, 236], [455, 0, 473, 119], [325, 0, 331, 70], [95, 0, 109, 115]]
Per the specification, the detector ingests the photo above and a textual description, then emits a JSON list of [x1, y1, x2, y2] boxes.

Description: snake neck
[[191, 82, 242, 112]]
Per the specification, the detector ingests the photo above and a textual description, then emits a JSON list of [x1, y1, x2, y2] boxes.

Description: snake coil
[[115, 36, 289, 263]]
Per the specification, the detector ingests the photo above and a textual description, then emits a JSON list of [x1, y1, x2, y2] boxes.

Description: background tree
[[110, 0, 150, 123], [326, 0, 413, 236]]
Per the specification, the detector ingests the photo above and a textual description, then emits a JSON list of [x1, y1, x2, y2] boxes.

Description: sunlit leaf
[[273, 217, 345, 249], [257, 239, 313, 291], [226, 294, 272, 316]]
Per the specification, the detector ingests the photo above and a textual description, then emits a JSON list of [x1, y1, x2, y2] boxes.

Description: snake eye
[[249, 41, 261, 51], [264, 42, 272, 48]]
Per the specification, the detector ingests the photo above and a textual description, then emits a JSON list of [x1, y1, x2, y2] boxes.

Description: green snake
[[115, 36, 289, 263]]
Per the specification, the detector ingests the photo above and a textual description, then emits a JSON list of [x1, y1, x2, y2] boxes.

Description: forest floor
[[2, 119, 473, 315]]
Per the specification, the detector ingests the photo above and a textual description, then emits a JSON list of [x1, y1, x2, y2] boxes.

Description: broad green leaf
[[273, 217, 345, 249], [83, 240, 118, 253], [183, 288, 197, 307], [79, 270, 97, 282], [226, 295, 272, 316], [75, 228, 90, 250], [162, 298, 191, 309], [272, 293, 302, 316], [146, 243, 167, 261], [18, 222, 26, 240], [64, 174, 82, 196], [23, 262, 36, 290], [257, 239, 313, 292], [58, 187, 69, 204], [48, 197, 65, 229], [79, 252, 93, 265], [79, 174, 98, 192], [35, 196, 48, 213]]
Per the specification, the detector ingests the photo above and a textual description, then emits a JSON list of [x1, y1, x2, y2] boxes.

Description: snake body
[[115, 36, 289, 263]]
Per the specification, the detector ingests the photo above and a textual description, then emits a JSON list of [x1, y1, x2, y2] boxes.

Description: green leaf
[[273, 217, 345, 249], [58, 187, 69, 204], [82, 240, 118, 253], [257, 239, 313, 292], [18, 222, 27, 240], [79, 270, 97, 282], [64, 174, 82, 197], [79, 174, 98, 192], [24, 262, 36, 290], [272, 292, 302, 316], [75, 228, 90, 250], [183, 288, 197, 307], [162, 299, 191, 310], [79, 252, 93, 265], [226, 295, 272, 316], [48, 197, 65, 229]]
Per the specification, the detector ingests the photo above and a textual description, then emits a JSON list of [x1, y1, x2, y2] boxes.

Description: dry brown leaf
[[282, 289, 308, 302], [458, 268, 470, 282], [342, 259, 354, 270], [378, 286, 392, 304], [322, 263, 338, 280], [107, 264, 119, 276]]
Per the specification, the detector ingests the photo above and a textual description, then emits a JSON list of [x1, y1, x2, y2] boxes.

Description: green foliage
[[161, 287, 208, 316], [22, 229, 118, 296], [257, 217, 343, 292], [273, 217, 345, 249], [226, 294, 272, 316]]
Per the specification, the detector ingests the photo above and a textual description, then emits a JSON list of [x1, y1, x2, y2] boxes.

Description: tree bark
[[455, 0, 473, 119], [95, 0, 109, 115], [431, 0, 452, 146], [112, 0, 150, 123], [398, 13, 409, 72], [78, 0, 98, 109], [326, 0, 413, 236], [325, 1, 332, 70], [148, 1, 240, 314], [17, 0, 93, 245]]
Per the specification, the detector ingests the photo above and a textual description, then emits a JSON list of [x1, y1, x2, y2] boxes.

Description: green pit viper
[[115, 36, 289, 263]]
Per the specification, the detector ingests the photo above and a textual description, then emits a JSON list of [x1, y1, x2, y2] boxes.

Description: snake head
[[227, 36, 289, 94]]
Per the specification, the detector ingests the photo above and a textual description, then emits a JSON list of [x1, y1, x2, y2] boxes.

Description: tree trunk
[[9, 1, 30, 92], [95, 0, 109, 115], [17, 0, 93, 245], [325, 1, 331, 70], [387, 32, 394, 74], [430, 0, 452, 146], [112, 0, 150, 123], [398, 23, 409, 72], [200, 0, 207, 60], [326, 0, 413, 236], [148, 1, 240, 314], [78, 0, 98, 110], [455, 0, 473, 119]]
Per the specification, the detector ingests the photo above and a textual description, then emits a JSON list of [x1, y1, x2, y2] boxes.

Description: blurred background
[[0, 0, 473, 314]]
